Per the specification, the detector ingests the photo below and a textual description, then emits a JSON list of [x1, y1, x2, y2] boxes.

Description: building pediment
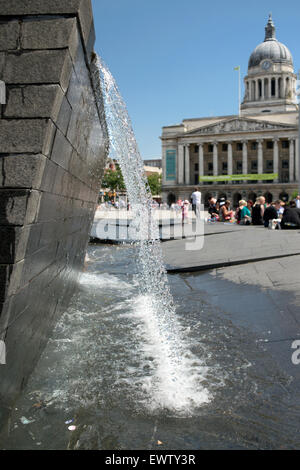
[[185, 117, 295, 136]]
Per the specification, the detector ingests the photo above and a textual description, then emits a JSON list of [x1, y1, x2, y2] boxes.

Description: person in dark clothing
[[263, 203, 278, 228], [252, 196, 265, 225], [281, 200, 300, 229]]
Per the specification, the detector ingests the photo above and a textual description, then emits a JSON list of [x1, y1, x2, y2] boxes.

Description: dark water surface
[[1, 244, 299, 450]]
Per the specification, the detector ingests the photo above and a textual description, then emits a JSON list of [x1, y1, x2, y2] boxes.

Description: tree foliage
[[147, 173, 162, 196], [102, 167, 126, 192]]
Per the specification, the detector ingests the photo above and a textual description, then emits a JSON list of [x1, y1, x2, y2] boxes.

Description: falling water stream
[[96, 56, 210, 411]]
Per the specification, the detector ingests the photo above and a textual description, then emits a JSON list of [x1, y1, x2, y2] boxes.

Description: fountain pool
[[0, 243, 298, 450]]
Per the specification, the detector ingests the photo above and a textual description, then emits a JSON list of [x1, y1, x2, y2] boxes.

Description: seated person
[[263, 203, 278, 228], [281, 200, 300, 229], [252, 196, 265, 225], [219, 200, 234, 221], [239, 200, 251, 225], [208, 197, 218, 217]]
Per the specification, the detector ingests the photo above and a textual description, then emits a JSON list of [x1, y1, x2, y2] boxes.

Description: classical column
[[213, 142, 218, 177], [242, 141, 248, 175], [262, 78, 265, 100], [198, 143, 204, 183], [273, 138, 279, 183], [257, 139, 263, 181], [281, 77, 285, 99], [255, 79, 259, 100], [248, 81, 252, 101], [178, 144, 184, 184], [295, 137, 299, 183], [184, 144, 190, 185], [275, 77, 279, 99], [227, 142, 233, 175], [289, 138, 295, 182], [162, 144, 167, 184]]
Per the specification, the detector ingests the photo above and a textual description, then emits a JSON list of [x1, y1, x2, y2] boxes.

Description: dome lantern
[[264, 13, 276, 41]]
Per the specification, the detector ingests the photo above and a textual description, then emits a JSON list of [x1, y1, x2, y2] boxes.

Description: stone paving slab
[[163, 225, 300, 272], [178, 254, 300, 391]]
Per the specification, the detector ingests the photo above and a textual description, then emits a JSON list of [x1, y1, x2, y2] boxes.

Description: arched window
[[258, 79, 262, 98], [271, 78, 276, 96], [248, 191, 257, 203], [167, 193, 176, 206], [264, 192, 273, 204], [233, 193, 242, 208]]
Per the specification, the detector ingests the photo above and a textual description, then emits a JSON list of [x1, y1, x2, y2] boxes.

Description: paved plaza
[[162, 223, 300, 391]]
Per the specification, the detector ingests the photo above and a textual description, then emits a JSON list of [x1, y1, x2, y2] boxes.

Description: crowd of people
[[207, 194, 300, 229]]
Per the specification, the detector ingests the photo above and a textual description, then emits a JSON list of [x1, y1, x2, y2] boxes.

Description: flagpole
[[238, 66, 241, 117], [234, 66, 241, 117]]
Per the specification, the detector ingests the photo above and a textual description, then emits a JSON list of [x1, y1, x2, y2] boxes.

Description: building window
[[208, 144, 213, 152], [194, 174, 199, 184], [236, 143, 243, 151], [282, 160, 289, 169], [271, 78, 276, 96], [266, 160, 273, 171], [282, 140, 289, 149], [281, 172, 289, 183], [236, 161, 242, 173], [251, 142, 258, 150], [208, 162, 213, 172], [194, 163, 199, 172], [266, 141, 274, 150], [222, 143, 228, 152], [194, 144, 199, 153], [251, 160, 258, 171]]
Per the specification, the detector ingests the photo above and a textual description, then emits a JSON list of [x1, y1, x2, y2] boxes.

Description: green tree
[[147, 173, 162, 196], [102, 167, 126, 192], [291, 190, 298, 200]]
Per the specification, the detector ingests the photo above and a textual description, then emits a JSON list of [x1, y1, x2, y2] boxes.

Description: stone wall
[[0, 0, 108, 416]]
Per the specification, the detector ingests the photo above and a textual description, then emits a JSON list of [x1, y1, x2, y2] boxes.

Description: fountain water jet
[[96, 57, 211, 413]]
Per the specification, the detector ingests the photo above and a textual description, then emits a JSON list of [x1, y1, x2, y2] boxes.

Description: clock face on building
[[261, 60, 271, 70]]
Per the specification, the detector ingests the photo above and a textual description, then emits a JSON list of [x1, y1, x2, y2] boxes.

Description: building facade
[[161, 15, 299, 206]]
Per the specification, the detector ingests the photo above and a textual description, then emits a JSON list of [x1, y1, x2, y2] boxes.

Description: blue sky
[[92, 0, 300, 160]]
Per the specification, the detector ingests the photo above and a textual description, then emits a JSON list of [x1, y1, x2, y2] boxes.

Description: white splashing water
[[95, 57, 211, 412]]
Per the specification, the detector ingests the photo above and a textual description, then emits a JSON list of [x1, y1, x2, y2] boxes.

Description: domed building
[[161, 15, 299, 206], [242, 14, 297, 115]]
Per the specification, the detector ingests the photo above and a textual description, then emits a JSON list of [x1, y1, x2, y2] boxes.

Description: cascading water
[[95, 56, 211, 412]]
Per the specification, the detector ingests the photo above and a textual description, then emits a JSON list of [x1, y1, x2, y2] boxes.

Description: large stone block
[[0, 260, 24, 301], [50, 128, 73, 171], [39, 159, 57, 194], [0, 120, 55, 155], [56, 96, 72, 136], [2, 50, 72, 92], [0, 189, 41, 226], [36, 193, 65, 223], [21, 242, 58, 286], [4, 85, 64, 120], [0, 21, 20, 51], [21, 17, 77, 51], [0, 226, 30, 264], [0, 0, 94, 49], [0, 154, 47, 189]]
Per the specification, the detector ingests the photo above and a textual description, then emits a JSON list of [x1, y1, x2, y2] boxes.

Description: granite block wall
[[0, 0, 109, 416]]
